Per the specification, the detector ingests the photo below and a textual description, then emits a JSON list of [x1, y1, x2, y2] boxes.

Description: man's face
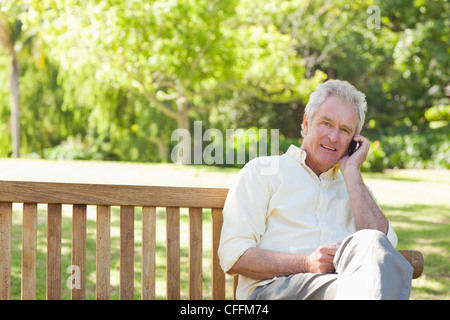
[[301, 94, 359, 176]]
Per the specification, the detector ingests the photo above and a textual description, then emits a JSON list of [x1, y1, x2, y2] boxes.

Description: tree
[[37, 0, 328, 161], [3, 0, 447, 163], [39, 0, 241, 162], [0, 0, 46, 158], [208, 0, 328, 136], [0, 7, 21, 157]]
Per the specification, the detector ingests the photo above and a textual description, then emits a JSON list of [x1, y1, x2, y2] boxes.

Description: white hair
[[301, 79, 367, 137]]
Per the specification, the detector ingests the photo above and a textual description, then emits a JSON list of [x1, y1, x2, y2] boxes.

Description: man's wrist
[[342, 165, 362, 181], [292, 254, 310, 274]]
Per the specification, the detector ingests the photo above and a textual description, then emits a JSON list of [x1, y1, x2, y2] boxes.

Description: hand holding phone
[[341, 136, 369, 175]]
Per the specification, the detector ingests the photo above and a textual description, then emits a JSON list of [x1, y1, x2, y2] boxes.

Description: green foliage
[[425, 105, 450, 122], [425, 104, 450, 129], [361, 140, 387, 173], [0, 0, 448, 169], [366, 127, 450, 170]]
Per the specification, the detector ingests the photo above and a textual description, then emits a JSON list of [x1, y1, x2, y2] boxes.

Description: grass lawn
[[2, 159, 449, 300]]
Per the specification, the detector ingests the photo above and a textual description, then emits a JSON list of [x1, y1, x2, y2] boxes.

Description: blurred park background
[[0, 0, 449, 168], [0, 0, 449, 300]]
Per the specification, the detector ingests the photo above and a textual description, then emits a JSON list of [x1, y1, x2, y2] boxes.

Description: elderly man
[[218, 80, 413, 300]]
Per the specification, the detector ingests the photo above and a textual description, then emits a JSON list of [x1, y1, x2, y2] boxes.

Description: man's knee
[[343, 229, 391, 250], [334, 229, 393, 270], [334, 230, 413, 299], [335, 229, 413, 276], [351, 229, 388, 244]]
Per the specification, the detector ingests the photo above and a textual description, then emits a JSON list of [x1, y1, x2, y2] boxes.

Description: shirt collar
[[285, 144, 340, 180]]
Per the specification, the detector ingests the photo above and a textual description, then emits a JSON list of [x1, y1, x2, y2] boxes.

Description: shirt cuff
[[218, 239, 256, 274], [386, 220, 398, 248]]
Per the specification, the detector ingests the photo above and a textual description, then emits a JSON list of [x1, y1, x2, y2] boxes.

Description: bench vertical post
[[72, 204, 87, 300], [96, 205, 111, 300], [120, 205, 135, 300], [0, 202, 12, 300], [47, 204, 62, 300], [211, 208, 225, 300], [166, 207, 180, 300], [22, 203, 37, 300], [142, 206, 156, 300], [188, 207, 203, 300]]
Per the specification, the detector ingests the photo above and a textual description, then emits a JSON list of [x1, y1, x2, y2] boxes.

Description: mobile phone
[[348, 140, 359, 155]]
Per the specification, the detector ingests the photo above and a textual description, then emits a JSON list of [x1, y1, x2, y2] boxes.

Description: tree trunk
[[176, 96, 190, 132], [174, 96, 191, 164], [148, 136, 169, 162], [10, 54, 20, 158]]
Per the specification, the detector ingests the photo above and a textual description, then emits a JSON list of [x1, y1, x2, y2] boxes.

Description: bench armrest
[[399, 250, 424, 279]]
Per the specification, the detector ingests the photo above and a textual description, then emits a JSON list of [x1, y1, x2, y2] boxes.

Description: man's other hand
[[306, 243, 340, 273]]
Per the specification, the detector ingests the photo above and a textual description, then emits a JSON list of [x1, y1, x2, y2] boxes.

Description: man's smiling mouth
[[320, 144, 337, 151]]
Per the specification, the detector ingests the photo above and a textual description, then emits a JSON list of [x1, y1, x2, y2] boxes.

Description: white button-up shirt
[[218, 144, 397, 299]]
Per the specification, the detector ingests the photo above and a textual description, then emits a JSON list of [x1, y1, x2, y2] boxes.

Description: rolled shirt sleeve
[[386, 220, 398, 248], [218, 158, 272, 273]]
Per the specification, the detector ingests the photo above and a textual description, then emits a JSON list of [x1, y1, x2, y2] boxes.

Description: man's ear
[[302, 113, 309, 136]]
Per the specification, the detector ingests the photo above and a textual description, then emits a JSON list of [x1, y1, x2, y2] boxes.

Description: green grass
[[3, 159, 449, 300]]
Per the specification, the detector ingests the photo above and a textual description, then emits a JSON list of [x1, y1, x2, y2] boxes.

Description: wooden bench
[[0, 180, 423, 300]]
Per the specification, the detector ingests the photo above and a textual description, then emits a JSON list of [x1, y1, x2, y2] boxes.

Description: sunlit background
[[0, 0, 448, 168]]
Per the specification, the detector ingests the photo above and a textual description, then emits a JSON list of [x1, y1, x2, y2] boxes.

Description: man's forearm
[[343, 168, 388, 234], [228, 247, 308, 280]]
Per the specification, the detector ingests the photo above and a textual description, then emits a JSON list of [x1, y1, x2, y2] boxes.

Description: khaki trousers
[[249, 230, 413, 300]]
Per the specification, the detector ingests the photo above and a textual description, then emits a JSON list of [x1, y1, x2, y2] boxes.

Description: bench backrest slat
[[0, 180, 228, 208], [96, 205, 111, 300], [22, 203, 37, 300], [72, 204, 87, 300], [212, 208, 225, 300], [188, 207, 203, 300], [0, 202, 12, 300], [120, 205, 135, 300], [47, 203, 62, 300], [166, 207, 180, 300]]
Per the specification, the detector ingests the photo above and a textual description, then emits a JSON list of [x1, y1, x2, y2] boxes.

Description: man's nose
[[328, 128, 339, 141]]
